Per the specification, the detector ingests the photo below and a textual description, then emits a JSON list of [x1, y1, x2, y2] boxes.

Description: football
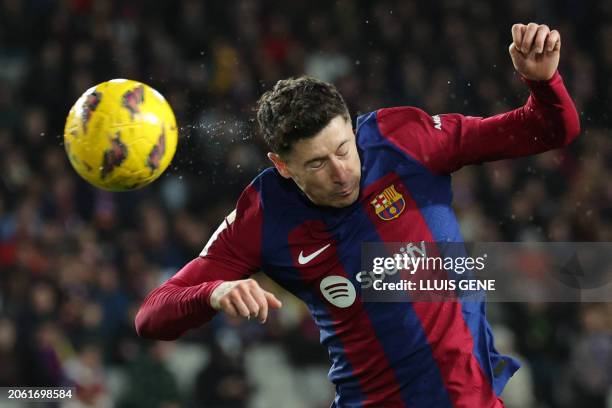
[[64, 79, 178, 191]]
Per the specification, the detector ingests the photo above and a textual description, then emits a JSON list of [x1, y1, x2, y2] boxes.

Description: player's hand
[[509, 23, 560, 81], [210, 279, 282, 323]]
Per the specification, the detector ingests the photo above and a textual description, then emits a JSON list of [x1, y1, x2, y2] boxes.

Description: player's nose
[[328, 157, 350, 185]]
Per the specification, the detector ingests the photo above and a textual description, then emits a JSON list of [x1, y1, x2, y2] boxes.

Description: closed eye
[[308, 159, 325, 169], [336, 142, 349, 157]]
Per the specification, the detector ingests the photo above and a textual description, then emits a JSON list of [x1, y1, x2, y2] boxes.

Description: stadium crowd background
[[1, 0, 612, 407]]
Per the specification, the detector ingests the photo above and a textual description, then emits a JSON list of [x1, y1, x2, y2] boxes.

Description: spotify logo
[[319, 276, 356, 308]]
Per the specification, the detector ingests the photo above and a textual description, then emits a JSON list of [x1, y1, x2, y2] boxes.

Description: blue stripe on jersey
[[331, 239, 454, 407], [362, 110, 521, 396], [251, 171, 366, 406], [350, 114, 458, 406]]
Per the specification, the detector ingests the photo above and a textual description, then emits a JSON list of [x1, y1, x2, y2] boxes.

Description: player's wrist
[[521, 69, 560, 85], [205, 280, 228, 310]]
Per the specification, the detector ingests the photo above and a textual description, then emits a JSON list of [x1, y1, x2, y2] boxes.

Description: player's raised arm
[[135, 185, 281, 340], [375, 23, 580, 174]]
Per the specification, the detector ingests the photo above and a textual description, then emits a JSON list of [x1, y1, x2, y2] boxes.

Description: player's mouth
[[336, 185, 354, 198]]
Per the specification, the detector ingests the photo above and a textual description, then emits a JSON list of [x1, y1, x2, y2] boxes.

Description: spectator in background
[[193, 339, 251, 407], [0, 317, 22, 386], [567, 304, 612, 406], [119, 342, 181, 408]]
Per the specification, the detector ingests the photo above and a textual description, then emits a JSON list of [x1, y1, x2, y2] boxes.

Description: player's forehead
[[289, 116, 352, 158]]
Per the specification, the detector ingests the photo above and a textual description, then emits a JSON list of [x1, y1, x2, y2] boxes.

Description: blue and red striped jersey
[[136, 71, 580, 407]]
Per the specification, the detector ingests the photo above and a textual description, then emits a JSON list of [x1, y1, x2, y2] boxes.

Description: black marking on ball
[[122, 85, 145, 120], [81, 91, 102, 134], [101, 131, 128, 180], [146, 126, 166, 174]]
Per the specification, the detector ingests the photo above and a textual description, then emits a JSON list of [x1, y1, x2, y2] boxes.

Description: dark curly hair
[[256, 76, 349, 156]]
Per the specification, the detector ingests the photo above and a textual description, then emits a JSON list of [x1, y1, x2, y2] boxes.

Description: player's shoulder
[[357, 106, 434, 132], [247, 166, 289, 196], [223, 170, 270, 234], [247, 167, 276, 192], [356, 106, 436, 148], [238, 167, 300, 211], [234, 167, 275, 208], [210, 168, 294, 252]]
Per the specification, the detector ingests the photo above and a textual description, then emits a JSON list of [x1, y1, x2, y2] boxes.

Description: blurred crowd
[[1, 0, 612, 407]]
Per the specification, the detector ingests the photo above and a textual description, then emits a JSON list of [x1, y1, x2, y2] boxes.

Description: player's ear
[[267, 152, 292, 179]]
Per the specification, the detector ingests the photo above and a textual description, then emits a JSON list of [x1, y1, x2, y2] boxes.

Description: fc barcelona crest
[[370, 185, 405, 220]]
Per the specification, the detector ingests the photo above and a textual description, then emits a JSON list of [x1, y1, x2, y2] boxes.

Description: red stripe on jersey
[[288, 220, 407, 407], [204, 184, 263, 272], [362, 176, 502, 407]]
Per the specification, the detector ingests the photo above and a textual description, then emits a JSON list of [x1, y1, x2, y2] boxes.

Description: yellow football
[[64, 79, 178, 191]]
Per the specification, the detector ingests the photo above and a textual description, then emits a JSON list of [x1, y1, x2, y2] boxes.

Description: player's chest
[[267, 176, 419, 280]]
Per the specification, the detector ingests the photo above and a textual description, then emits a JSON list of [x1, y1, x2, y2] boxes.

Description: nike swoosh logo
[[298, 244, 331, 265]]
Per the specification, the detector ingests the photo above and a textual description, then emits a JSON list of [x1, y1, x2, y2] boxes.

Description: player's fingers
[[219, 297, 239, 318], [511, 24, 525, 51], [264, 291, 283, 309], [250, 286, 269, 323], [508, 42, 521, 58], [229, 293, 251, 318], [520, 22, 539, 54], [547, 30, 561, 52], [533, 25, 549, 54], [238, 288, 261, 319]]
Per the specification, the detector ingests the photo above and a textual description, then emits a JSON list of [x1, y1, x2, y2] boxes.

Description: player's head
[[257, 76, 361, 208]]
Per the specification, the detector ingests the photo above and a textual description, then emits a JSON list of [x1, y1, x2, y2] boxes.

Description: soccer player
[[136, 23, 579, 407]]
